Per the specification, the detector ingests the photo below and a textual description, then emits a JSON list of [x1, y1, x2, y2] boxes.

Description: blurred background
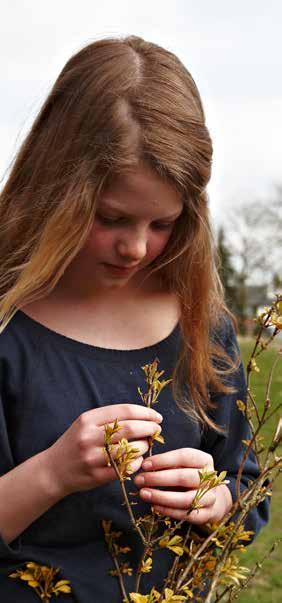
[[1, 3, 281, 601]]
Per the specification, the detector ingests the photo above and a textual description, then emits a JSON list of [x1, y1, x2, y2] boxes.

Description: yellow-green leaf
[[141, 557, 152, 573], [236, 400, 246, 413], [54, 580, 71, 587], [53, 584, 72, 593], [8, 573, 19, 578], [28, 580, 40, 587], [151, 431, 165, 444], [164, 587, 186, 601], [159, 535, 184, 556], [129, 592, 149, 602], [180, 583, 194, 598], [20, 572, 35, 581], [250, 358, 260, 372], [218, 471, 227, 481]]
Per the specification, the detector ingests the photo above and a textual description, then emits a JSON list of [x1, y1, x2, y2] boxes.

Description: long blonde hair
[[0, 35, 239, 431]]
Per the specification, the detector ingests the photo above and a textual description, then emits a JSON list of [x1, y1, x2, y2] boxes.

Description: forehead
[[99, 166, 183, 218]]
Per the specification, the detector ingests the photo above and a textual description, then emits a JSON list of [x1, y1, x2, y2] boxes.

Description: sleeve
[[201, 318, 270, 541], [0, 356, 23, 560]]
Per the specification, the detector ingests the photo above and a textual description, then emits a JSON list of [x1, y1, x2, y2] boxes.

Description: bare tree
[[216, 185, 282, 333], [221, 185, 282, 289]]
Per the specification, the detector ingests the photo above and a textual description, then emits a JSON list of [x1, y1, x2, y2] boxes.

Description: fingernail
[[135, 475, 145, 485], [156, 413, 163, 422], [141, 489, 152, 500], [142, 460, 152, 470]]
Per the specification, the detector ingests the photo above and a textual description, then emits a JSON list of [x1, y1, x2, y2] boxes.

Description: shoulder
[[0, 311, 39, 388], [0, 310, 39, 351]]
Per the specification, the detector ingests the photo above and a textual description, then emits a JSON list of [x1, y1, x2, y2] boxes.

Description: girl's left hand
[[134, 448, 233, 524]]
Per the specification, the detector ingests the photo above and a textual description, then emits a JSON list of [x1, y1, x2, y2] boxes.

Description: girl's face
[[79, 165, 183, 291]]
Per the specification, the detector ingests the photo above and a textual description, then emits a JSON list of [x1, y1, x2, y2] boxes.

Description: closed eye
[[96, 213, 176, 230], [151, 222, 175, 230], [96, 213, 121, 225]]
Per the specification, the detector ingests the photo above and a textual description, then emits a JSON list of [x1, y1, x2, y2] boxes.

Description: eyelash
[[96, 214, 175, 230]]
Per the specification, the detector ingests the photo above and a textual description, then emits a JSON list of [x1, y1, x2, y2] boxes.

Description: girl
[[0, 36, 268, 601]]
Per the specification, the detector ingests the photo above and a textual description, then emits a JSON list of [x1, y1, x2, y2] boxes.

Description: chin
[[102, 276, 131, 288]]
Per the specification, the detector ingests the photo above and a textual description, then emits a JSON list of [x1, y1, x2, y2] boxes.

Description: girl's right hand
[[43, 404, 163, 498]]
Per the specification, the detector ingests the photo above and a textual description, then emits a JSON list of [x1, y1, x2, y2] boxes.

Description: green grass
[[233, 337, 282, 603]]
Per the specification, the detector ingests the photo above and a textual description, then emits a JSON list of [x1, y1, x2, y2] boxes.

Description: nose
[[116, 229, 148, 263]]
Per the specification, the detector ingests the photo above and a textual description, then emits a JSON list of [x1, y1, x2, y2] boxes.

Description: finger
[[85, 404, 163, 427], [138, 487, 217, 509], [100, 439, 149, 467], [152, 504, 214, 524], [101, 420, 162, 445], [141, 448, 214, 471], [95, 456, 144, 486], [90, 420, 161, 447], [135, 468, 202, 489]]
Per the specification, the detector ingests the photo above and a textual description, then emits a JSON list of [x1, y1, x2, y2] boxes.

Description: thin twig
[[263, 402, 282, 427], [158, 525, 192, 603], [133, 388, 159, 593], [227, 539, 281, 602], [236, 402, 269, 501], [105, 444, 147, 545], [265, 353, 281, 404], [134, 512, 156, 593], [246, 386, 260, 431], [213, 584, 234, 603], [111, 555, 129, 602], [255, 328, 279, 358], [202, 459, 281, 603], [175, 457, 280, 594], [235, 350, 282, 501]]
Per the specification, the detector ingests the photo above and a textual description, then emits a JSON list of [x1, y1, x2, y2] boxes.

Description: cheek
[[84, 225, 114, 255], [149, 231, 173, 259]]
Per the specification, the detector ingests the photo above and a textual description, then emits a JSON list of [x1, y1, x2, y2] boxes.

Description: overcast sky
[[1, 1, 281, 223]]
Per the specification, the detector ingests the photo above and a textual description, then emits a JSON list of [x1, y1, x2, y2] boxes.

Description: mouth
[[103, 263, 139, 275]]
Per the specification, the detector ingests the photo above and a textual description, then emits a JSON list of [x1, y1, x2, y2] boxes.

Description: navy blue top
[[0, 310, 269, 602]]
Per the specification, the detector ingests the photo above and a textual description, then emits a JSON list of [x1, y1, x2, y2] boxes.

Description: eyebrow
[[98, 203, 183, 220]]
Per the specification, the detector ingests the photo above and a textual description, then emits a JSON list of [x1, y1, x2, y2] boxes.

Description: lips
[[103, 263, 139, 274], [109, 264, 139, 269]]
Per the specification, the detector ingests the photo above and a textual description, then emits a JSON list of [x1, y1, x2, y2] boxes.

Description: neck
[[50, 268, 165, 306]]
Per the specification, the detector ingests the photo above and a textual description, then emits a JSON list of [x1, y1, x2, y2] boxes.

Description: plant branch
[[105, 443, 147, 545]]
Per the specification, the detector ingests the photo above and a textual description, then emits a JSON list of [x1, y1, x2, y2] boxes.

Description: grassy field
[[233, 337, 282, 603]]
